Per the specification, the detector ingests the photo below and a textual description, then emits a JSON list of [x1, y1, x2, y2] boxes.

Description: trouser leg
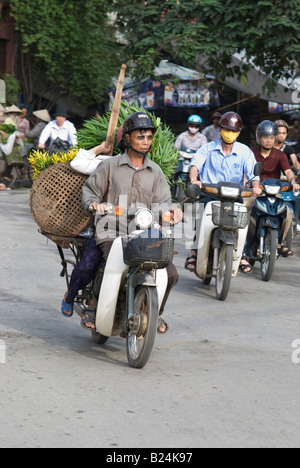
[[65, 235, 103, 304], [283, 206, 293, 242], [159, 263, 179, 315]]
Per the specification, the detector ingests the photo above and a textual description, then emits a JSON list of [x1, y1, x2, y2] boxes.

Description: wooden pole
[[215, 94, 258, 113], [105, 64, 127, 155]]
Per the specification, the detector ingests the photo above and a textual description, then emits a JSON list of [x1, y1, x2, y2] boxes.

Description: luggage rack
[[40, 231, 94, 311]]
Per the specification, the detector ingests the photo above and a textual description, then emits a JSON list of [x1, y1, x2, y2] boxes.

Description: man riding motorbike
[[251, 120, 300, 257], [62, 112, 182, 333], [202, 112, 222, 142], [185, 111, 261, 273], [274, 119, 300, 171], [175, 115, 207, 151]]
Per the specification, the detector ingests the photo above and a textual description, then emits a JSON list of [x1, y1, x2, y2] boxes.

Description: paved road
[[0, 190, 300, 448]]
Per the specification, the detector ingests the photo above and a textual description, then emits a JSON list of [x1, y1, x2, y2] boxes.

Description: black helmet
[[292, 112, 300, 123], [122, 112, 156, 138], [256, 120, 278, 145], [120, 112, 157, 156]]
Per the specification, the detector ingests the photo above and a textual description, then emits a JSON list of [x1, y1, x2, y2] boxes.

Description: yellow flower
[[29, 148, 79, 179]]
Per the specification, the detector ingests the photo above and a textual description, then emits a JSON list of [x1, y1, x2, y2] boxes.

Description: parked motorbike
[[245, 179, 289, 282], [186, 182, 254, 301], [45, 206, 175, 369], [172, 149, 195, 202]]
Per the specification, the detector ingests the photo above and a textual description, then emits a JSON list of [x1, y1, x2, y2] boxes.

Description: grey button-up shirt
[[82, 151, 172, 242]]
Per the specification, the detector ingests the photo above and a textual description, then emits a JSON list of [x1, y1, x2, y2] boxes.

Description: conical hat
[[33, 109, 51, 122], [4, 104, 22, 114]]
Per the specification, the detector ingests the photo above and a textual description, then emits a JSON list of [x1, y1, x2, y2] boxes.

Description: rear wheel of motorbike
[[215, 243, 233, 301], [261, 229, 277, 282], [203, 277, 212, 285], [126, 286, 158, 369], [91, 330, 109, 345]]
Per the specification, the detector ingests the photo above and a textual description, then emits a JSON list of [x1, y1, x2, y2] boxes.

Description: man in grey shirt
[[77, 113, 181, 332], [202, 112, 221, 142], [175, 115, 207, 151]]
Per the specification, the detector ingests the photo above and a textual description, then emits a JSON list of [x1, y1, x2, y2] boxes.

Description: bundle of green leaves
[[0, 124, 17, 143], [0, 124, 17, 134], [77, 102, 178, 184]]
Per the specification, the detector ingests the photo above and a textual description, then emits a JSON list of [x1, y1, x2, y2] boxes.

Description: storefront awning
[[111, 60, 219, 110], [198, 53, 300, 105]]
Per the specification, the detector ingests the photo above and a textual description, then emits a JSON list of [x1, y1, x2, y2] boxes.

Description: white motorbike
[[44, 206, 174, 369], [89, 207, 174, 368], [186, 182, 254, 301]]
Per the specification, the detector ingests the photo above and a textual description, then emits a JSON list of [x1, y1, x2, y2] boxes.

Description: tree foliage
[[113, 0, 300, 91], [11, 0, 119, 106]]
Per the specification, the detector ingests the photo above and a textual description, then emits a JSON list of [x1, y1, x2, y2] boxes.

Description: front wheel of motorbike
[[215, 243, 233, 301], [126, 286, 158, 369], [261, 229, 277, 282]]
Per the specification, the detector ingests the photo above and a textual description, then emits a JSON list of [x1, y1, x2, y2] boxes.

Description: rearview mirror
[[186, 184, 201, 199], [254, 162, 263, 177]]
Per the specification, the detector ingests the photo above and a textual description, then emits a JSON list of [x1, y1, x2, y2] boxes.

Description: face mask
[[221, 129, 240, 144], [189, 127, 199, 134]]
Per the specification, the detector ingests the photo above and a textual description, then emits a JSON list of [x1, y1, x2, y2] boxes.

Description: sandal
[[81, 308, 96, 331], [239, 257, 253, 274], [185, 254, 197, 272], [61, 298, 74, 318], [239, 264, 253, 274], [157, 316, 169, 335], [280, 246, 293, 257]]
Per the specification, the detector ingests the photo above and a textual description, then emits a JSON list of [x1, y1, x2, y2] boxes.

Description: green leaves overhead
[[10, 0, 120, 105], [112, 0, 300, 90]]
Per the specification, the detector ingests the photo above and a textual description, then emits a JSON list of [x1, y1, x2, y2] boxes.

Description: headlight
[[135, 209, 155, 229], [220, 187, 240, 198], [265, 185, 280, 196]]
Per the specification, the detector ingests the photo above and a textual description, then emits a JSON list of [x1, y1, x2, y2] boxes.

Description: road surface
[[0, 190, 300, 448]]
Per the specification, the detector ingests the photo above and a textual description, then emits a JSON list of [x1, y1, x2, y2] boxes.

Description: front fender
[[212, 228, 238, 249], [258, 216, 281, 234], [127, 269, 168, 321]]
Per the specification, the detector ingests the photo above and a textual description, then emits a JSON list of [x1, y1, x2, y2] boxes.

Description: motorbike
[[44, 206, 175, 369], [172, 149, 195, 202], [280, 173, 300, 248], [245, 179, 289, 282], [281, 188, 300, 247], [186, 181, 254, 301]]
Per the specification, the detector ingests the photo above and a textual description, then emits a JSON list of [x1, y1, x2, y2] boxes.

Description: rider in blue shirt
[[190, 139, 257, 186], [186, 111, 261, 273]]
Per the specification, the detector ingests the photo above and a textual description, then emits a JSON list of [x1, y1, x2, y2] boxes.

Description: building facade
[[0, 1, 15, 75]]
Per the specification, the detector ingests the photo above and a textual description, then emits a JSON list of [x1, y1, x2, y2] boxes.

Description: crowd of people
[[0, 104, 77, 150], [0, 104, 77, 189]]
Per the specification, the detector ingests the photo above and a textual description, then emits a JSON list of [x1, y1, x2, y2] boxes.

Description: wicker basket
[[30, 163, 92, 236], [122, 235, 175, 269]]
